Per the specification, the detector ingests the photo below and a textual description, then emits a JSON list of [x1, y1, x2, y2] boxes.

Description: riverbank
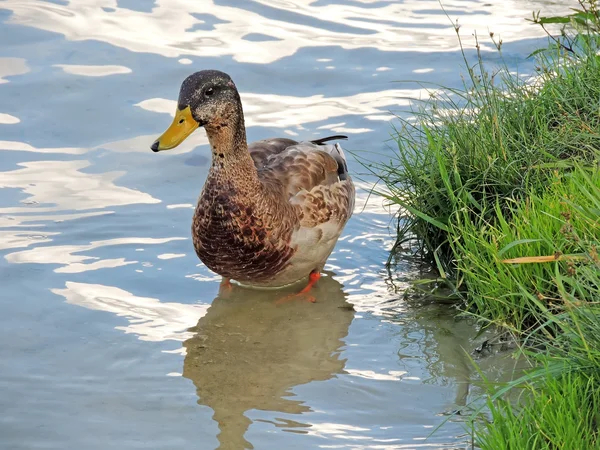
[[375, 4, 600, 448]]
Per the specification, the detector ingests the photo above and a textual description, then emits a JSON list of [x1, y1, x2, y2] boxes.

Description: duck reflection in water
[[182, 273, 354, 450]]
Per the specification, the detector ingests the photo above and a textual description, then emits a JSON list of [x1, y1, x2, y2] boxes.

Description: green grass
[[470, 175, 600, 446], [477, 302, 600, 449], [374, 27, 600, 279], [479, 370, 600, 449], [453, 166, 600, 328], [371, 1, 600, 447]]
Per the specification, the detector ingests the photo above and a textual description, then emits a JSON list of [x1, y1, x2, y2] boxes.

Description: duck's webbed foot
[[276, 271, 321, 304]]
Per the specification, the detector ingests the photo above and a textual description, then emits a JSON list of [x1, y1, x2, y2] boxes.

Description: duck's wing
[[249, 138, 299, 169], [248, 135, 349, 172], [256, 137, 355, 229]]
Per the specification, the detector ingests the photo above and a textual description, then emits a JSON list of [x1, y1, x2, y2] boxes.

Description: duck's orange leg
[[219, 278, 233, 296], [300, 271, 321, 296], [276, 271, 321, 304]]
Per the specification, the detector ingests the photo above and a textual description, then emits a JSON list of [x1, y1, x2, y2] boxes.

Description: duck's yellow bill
[[151, 106, 199, 152]]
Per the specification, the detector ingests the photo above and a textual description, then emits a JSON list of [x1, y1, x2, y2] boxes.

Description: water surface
[[0, 1, 567, 449]]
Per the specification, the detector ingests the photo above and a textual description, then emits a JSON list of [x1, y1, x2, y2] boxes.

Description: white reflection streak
[[53, 64, 132, 76], [0, 230, 57, 251], [345, 369, 407, 381], [0, 159, 159, 210], [5, 237, 186, 273], [314, 444, 453, 449], [0, 57, 29, 83], [0, 114, 20, 124], [0, 211, 111, 228], [0, 140, 87, 154], [306, 422, 372, 443], [1, 0, 570, 64], [157, 253, 186, 260], [52, 281, 209, 343]]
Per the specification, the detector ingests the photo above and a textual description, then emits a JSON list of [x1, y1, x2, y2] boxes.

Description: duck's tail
[[310, 135, 348, 145]]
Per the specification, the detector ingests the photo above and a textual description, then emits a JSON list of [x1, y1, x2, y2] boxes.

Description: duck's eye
[[205, 87, 214, 97]]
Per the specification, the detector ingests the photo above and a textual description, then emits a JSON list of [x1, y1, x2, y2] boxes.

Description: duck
[[151, 70, 355, 297]]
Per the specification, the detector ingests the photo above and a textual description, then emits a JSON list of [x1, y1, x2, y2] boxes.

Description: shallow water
[[0, 1, 566, 449]]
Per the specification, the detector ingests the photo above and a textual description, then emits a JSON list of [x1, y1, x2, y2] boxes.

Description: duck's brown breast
[[192, 179, 296, 282]]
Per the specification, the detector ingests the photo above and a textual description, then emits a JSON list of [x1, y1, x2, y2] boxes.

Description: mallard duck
[[151, 70, 355, 295]]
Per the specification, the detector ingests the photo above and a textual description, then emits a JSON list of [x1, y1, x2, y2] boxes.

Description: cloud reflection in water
[[53, 281, 209, 342], [54, 64, 133, 77], [0, 57, 29, 83], [0, 159, 159, 211]]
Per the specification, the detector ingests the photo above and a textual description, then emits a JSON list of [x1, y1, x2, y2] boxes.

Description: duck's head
[[151, 70, 241, 152]]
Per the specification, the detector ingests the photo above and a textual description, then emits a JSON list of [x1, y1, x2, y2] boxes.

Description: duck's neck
[[204, 109, 257, 182]]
